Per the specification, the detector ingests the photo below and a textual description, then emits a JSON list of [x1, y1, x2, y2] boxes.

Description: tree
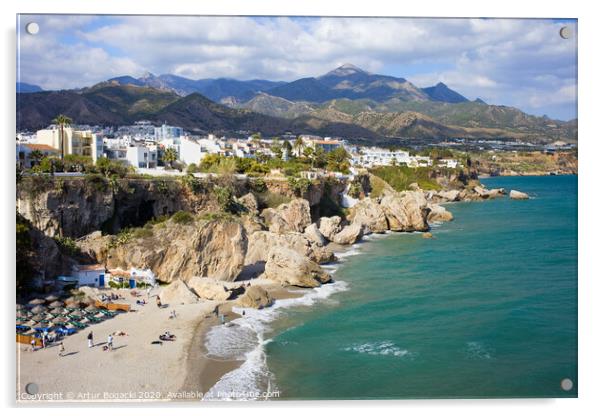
[[28, 150, 44, 167], [314, 146, 327, 168], [294, 137, 304, 157], [303, 146, 315, 167], [326, 146, 351, 173], [163, 148, 178, 169], [52, 114, 73, 160], [282, 140, 293, 158]]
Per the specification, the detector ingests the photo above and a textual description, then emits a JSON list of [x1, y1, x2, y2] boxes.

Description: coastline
[[190, 233, 390, 400]]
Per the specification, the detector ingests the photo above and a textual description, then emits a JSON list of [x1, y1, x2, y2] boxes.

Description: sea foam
[[203, 279, 349, 400], [342, 341, 413, 358]]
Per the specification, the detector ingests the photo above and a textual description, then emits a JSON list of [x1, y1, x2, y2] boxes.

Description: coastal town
[[13, 13, 579, 404]]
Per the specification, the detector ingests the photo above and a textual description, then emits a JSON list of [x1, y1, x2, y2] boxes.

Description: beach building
[[36, 127, 103, 162], [72, 264, 106, 288]]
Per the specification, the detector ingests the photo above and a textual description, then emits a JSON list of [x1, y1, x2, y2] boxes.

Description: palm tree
[[163, 148, 178, 169], [294, 137, 304, 158], [52, 114, 72, 160], [28, 149, 44, 167]]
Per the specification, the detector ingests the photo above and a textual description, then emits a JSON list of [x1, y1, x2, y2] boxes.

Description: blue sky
[[17, 15, 577, 120]]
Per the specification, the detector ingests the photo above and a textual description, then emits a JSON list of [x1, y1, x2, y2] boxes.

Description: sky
[[17, 15, 577, 120]]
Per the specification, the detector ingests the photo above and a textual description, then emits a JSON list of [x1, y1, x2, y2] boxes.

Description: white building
[[438, 159, 460, 169], [126, 145, 158, 169], [351, 147, 411, 168], [72, 264, 106, 288], [179, 136, 222, 165]]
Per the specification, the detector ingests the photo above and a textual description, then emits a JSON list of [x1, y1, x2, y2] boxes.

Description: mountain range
[[16, 64, 577, 144]]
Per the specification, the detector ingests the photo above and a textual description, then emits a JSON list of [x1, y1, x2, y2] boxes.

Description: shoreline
[[179, 283, 307, 400]]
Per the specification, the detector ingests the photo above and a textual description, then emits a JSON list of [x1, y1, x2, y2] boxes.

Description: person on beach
[[156, 296, 162, 308], [107, 334, 113, 351], [41, 333, 46, 349], [30, 339, 36, 352], [58, 342, 65, 357], [213, 305, 219, 317], [87, 331, 94, 348]]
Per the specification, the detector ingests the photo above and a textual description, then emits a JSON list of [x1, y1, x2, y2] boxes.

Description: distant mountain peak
[[140, 71, 157, 80], [422, 82, 469, 104], [325, 63, 368, 77]]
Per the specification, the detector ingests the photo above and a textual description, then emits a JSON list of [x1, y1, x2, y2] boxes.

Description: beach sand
[[16, 281, 303, 403]]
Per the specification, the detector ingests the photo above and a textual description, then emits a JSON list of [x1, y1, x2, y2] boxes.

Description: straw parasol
[[50, 307, 67, 315], [24, 319, 38, 327], [45, 294, 59, 302], [70, 310, 84, 317], [28, 298, 46, 306], [52, 316, 69, 324], [31, 305, 48, 314], [31, 314, 46, 322], [16, 310, 30, 318], [49, 300, 64, 308], [16, 303, 25, 310], [85, 305, 98, 312], [94, 312, 106, 319]]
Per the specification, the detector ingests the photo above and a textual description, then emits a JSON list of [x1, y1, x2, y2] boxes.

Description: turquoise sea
[[205, 175, 577, 400]]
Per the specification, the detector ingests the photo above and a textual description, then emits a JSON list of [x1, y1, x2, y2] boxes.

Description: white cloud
[[17, 15, 577, 119]]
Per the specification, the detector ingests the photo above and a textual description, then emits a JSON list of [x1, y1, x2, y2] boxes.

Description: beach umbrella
[[52, 317, 68, 324], [45, 294, 59, 302], [31, 314, 45, 322], [64, 298, 80, 307], [22, 329, 36, 337], [50, 307, 67, 315], [28, 298, 46, 306], [16, 310, 30, 318], [49, 300, 64, 308], [80, 317, 90, 324], [30, 305, 47, 314], [24, 319, 37, 327], [70, 310, 84, 317], [16, 303, 25, 311], [94, 312, 106, 319]]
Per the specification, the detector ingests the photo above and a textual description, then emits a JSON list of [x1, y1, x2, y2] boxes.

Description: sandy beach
[[16, 281, 302, 403]]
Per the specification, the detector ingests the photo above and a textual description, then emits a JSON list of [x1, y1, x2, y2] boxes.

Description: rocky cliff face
[[79, 218, 248, 283], [17, 176, 350, 239], [16, 177, 218, 238]]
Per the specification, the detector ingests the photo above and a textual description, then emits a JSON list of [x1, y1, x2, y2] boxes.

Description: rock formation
[[509, 190, 530, 200], [303, 223, 326, 246], [245, 231, 334, 265], [331, 223, 364, 245], [159, 279, 200, 305], [236, 286, 274, 309], [318, 216, 343, 240], [380, 191, 430, 232], [187, 276, 243, 301], [427, 204, 454, 223], [348, 198, 388, 234], [260, 198, 311, 233], [80, 219, 248, 283], [262, 247, 332, 288]]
